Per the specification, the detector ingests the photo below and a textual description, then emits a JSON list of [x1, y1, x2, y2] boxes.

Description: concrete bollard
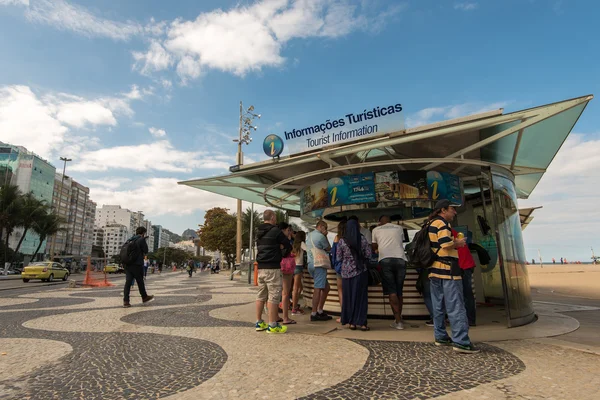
[[68, 280, 77, 288]]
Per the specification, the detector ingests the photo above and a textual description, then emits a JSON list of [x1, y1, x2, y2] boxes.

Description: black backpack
[[120, 237, 140, 265], [407, 220, 440, 269]]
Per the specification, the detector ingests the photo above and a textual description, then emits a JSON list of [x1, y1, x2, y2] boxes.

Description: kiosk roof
[[179, 95, 592, 212]]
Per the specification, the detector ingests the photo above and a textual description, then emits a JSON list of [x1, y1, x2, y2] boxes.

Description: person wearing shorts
[[291, 231, 307, 315], [254, 210, 292, 334], [306, 221, 332, 322], [372, 215, 407, 330]]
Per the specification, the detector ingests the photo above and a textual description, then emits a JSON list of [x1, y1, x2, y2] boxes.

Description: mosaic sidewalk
[[0, 272, 598, 399]]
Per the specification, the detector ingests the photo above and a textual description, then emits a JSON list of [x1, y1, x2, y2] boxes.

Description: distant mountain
[[182, 229, 198, 240]]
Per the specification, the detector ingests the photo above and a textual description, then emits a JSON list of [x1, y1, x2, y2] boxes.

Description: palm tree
[[13, 193, 49, 258], [30, 213, 66, 260], [241, 207, 261, 251], [0, 184, 23, 265], [275, 209, 289, 224]]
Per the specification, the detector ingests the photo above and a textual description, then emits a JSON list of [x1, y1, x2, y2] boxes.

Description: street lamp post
[[234, 102, 260, 271], [50, 156, 72, 260]]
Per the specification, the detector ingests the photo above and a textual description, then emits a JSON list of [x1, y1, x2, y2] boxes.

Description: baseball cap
[[434, 199, 460, 210]]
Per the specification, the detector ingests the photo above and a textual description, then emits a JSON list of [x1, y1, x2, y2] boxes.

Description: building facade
[[101, 224, 129, 258], [0, 142, 56, 257], [152, 225, 170, 252], [95, 205, 135, 236]]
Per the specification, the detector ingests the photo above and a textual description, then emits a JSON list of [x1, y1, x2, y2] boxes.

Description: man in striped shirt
[[427, 199, 479, 354]]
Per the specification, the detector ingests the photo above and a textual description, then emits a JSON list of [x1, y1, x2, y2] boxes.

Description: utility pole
[[234, 102, 260, 271], [236, 101, 243, 269], [50, 157, 71, 260], [248, 202, 255, 284]]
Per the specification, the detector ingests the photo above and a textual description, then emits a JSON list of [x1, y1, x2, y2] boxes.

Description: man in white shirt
[[372, 215, 407, 330]]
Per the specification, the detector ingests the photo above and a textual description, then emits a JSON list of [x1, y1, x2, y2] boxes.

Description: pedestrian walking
[[122, 226, 154, 308], [336, 219, 371, 331]]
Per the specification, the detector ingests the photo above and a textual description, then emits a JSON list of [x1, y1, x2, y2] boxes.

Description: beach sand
[[527, 264, 600, 299]]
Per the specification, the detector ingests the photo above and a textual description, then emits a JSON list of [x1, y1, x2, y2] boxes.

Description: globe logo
[[263, 134, 284, 157]]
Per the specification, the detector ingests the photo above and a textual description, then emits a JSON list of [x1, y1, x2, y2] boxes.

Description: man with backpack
[[122, 226, 154, 308], [409, 199, 478, 353], [427, 200, 478, 353]]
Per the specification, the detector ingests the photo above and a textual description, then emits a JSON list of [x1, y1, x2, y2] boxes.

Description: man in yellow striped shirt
[[427, 199, 479, 354]]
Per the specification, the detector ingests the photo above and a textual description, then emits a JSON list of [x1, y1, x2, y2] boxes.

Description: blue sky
[[0, 0, 599, 261]]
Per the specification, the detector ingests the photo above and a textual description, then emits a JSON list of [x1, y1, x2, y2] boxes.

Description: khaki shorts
[[256, 269, 282, 304]]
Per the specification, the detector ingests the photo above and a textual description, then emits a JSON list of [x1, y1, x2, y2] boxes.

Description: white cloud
[[406, 101, 508, 128], [0, 0, 29, 6], [520, 134, 600, 261], [24, 0, 143, 40], [87, 177, 132, 190], [149, 127, 166, 137], [454, 2, 478, 11], [89, 177, 237, 217], [54, 100, 117, 128], [0, 84, 147, 158], [132, 40, 174, 75], [68, 140, 233, 173], [137, 0, 403, 81], [0, 85, 67, 158]]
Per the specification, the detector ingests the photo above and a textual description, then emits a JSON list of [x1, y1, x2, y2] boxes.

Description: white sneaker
[[390, 321, 404, 330]]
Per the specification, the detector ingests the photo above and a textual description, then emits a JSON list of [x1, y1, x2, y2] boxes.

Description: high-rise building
[[95, 205, 135, 236], [44, 174, 97, 259], [152, 225, 170, 252], [0, 142, 56, 257], [101, 224, 129, 258]]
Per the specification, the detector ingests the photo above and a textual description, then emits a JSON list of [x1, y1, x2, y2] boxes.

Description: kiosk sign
[[281, 103, 405, 155]]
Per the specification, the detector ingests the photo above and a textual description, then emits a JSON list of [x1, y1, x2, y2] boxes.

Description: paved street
[[0, 271, 599, 399]]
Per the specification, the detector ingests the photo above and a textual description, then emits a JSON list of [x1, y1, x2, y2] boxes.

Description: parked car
[[103, 264, 124, 274], [21, 262, 69, 283]]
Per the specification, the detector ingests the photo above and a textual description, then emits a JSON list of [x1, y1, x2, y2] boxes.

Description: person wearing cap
[[427, 199, 479, 354]]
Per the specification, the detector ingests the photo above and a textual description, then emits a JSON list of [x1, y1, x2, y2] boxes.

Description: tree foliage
[[241, 207, 261, 251], [0, 184, 64, 264], [198, 207, 236, 267]]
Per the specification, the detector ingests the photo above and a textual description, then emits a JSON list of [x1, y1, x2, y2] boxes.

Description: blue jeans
[[430, 277, 471, 346], [421, 273, 433, 318], [462, 268, 476, 325]]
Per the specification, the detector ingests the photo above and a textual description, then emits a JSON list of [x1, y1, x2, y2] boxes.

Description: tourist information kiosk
[[180, 95, 593, 327]]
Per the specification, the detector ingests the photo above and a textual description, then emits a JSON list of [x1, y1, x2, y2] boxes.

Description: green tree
[[30, 213, 66, 260], [13, 193, 49, 257], [241, 207, 261, 252], [154, 247, 194, 266], [198, 207, 236, 267], [0, 184, 23, 265], [275, 209, 289, 224]]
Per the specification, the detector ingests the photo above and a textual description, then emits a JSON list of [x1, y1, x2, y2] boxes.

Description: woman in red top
[[452, 229, 476, 326]]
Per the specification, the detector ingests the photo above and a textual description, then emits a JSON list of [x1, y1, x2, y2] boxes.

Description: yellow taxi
[[21, 262, 69, 283], [103, 264, 123, 274]]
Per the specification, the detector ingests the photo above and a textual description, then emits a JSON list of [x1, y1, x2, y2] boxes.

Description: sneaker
[[267, 324, 288, 334], [318, 312, 333, 321], [310, 313, 331, 322], [425, 319, 435, 327], [142, 295, 155, 303], [453, 343, 480, 354], [255, 321, 268, 331], [123, 302, 131, 308], [434, 338, 453, 346], [390, 321, 404, 330], [291, 308, 305, 315]]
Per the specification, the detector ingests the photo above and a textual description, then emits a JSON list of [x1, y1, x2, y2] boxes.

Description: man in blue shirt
[[306, 221, 333, 321]]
